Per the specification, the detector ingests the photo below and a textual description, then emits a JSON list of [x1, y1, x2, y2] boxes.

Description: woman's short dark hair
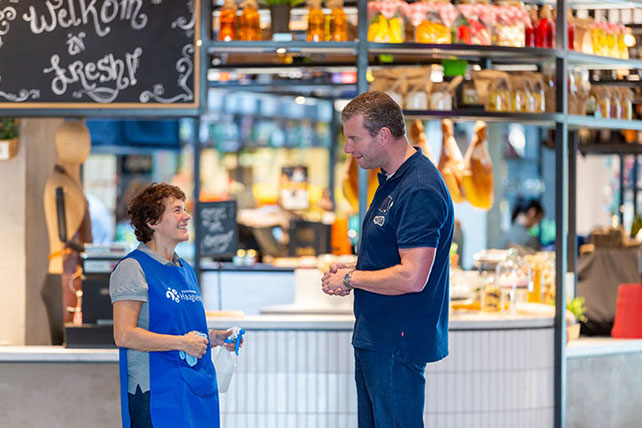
[[127, 182, 186, 243], [341, 91, 406, 138], [511, 199, 544, 223]]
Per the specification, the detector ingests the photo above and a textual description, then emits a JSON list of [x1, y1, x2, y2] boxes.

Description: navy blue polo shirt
[[352, 147, 454, 363]]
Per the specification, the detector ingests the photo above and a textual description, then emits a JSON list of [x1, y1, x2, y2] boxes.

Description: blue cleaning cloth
[[179, 332, 208, 367]]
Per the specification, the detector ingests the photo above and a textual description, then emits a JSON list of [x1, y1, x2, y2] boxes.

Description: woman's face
[[150, 197, 191, 244], [525, 208, 544, 228]]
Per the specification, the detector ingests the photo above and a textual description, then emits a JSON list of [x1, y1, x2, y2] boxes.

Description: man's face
[[151, 197, 191, 243], [343, 115, 382, 170]]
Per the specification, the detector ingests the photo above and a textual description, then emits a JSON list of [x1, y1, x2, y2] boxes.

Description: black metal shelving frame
[[1, 0, 641, 426]]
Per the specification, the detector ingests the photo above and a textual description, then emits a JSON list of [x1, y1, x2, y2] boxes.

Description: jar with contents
[[618, 26, 631, 60], [611, 89, 623, 119], [605, 23, 619, 58], [591, 22, 608, 56], [307, 0, 325, 42], [492, 1, 528, 48], [510, 77, 531, 113], [529, 80, 545, 113], [430, 84, 453, 111], [239, 0, 261, 41], [410, 2, 453, 44], [460, 78, 480, 107], [495, 248, 533, 313], [453, 3, 492, 45], [327, 0, 348, 41], [535, 5, 555, 48], [488, 80, 510, 112], [481, 277, 503, 312], [594, 88, 611, 118], [218, 0, 238, 42], [621, 88, 634, 120], [367, 0, 405, 43]]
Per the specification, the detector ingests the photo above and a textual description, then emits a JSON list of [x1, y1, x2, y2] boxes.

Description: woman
[[110, 183, 238, 427], [502, 199, 544, 252]]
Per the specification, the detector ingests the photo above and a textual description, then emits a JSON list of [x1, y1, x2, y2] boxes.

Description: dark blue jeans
[[354, 347, 427, 428], [128, 386, 153, 428]]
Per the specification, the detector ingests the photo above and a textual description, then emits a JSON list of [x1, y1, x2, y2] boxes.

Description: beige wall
[[0, 119, 61, 345]]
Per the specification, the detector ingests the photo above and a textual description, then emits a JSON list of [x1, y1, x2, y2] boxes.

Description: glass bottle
[[218, 0, 238, 42], [327, 0, 348, 42], [307, 0, 325, 42], [536, 6, 555, 48], [525, 5, 538, 48], [496, 248, 533, 313], [567, 9, 575, 50], [239, 0, 261, 41]]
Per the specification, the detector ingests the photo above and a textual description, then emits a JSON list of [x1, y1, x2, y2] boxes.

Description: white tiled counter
[[0, 313, 554, 428], [208, 312, 555, 428]]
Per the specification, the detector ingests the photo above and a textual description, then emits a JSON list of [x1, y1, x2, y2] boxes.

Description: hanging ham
[[409, 120, 435, 163], [462, 120, 494, 210], [438, 119, 466, 203]]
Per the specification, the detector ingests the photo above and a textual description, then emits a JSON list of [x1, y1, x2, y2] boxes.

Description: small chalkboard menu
[[0, 1, 200, 109], [198, 201, 238, 259]]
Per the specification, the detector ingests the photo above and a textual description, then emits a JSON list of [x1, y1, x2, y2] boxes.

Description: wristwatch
[[343, 269, 355, 290]]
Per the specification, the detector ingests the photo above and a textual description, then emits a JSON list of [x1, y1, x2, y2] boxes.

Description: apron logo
[[373, 216, 385, 226], [166, 288, 180, 303]]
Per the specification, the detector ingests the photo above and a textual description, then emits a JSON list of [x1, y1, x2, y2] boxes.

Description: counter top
[[0, 346, 118, 363], [566, 337, 642, 359], [207, 310, 555, 330], [200, 261, 295, 273]]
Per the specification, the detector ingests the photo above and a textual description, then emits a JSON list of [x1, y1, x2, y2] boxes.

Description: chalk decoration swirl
[[139, 44, 194, 104]]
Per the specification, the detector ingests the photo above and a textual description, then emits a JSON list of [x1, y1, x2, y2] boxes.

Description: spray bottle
[[214, 326, 245, 393]]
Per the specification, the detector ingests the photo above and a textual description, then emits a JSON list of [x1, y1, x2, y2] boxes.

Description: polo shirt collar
[[377, 146, 423, 185], [138, 242, 181, 266]]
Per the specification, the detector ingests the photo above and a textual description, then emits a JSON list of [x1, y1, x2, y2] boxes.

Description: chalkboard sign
[[0, 1, 200, 109], [199, 201, 238, 258]]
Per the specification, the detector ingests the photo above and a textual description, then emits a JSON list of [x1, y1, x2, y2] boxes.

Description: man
[[321, 91, 454, 427]]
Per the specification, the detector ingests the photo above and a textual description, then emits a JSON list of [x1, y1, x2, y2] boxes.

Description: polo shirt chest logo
[[373, 195, 394, 227]]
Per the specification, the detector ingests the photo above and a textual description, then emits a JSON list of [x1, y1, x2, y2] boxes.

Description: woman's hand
[[182, 331, 208, 358], [209, 329, 244, 352]]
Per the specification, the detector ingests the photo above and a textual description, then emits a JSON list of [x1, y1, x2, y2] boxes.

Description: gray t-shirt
[[109, 242, 181, 394]]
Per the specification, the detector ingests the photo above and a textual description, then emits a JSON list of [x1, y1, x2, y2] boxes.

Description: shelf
[[567, 52, 642, 70], [591, 79, 642, 87], [206, 41, 642, 71], [207, 81, 357, 98], [567, 115, 642, 131], [539, 0, 642, 9], [207, 41, 358, 55], [368, 43, 559, 64], [579, 144, 642, 155], [402, 110, 559, 126]]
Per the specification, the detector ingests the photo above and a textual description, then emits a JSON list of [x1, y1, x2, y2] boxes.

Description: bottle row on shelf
[[211, 0, 637, 62], [216, 0, 349, 42], [371, 64, 639, 120]]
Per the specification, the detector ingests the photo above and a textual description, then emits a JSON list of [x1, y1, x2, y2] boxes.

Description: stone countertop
[[207, 309, 555, 330], [0, 346, 118, 363], [566, 337, 642, 359], [0, 312, 558, 362]]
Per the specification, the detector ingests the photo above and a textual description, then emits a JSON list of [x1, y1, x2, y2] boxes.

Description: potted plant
[[0, 119, 19, 160], [264, 0, 303, 36], [566, 297, 588, 342]]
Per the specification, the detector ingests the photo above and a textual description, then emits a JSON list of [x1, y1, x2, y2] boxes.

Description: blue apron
[[118, 249, 219, 428]]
